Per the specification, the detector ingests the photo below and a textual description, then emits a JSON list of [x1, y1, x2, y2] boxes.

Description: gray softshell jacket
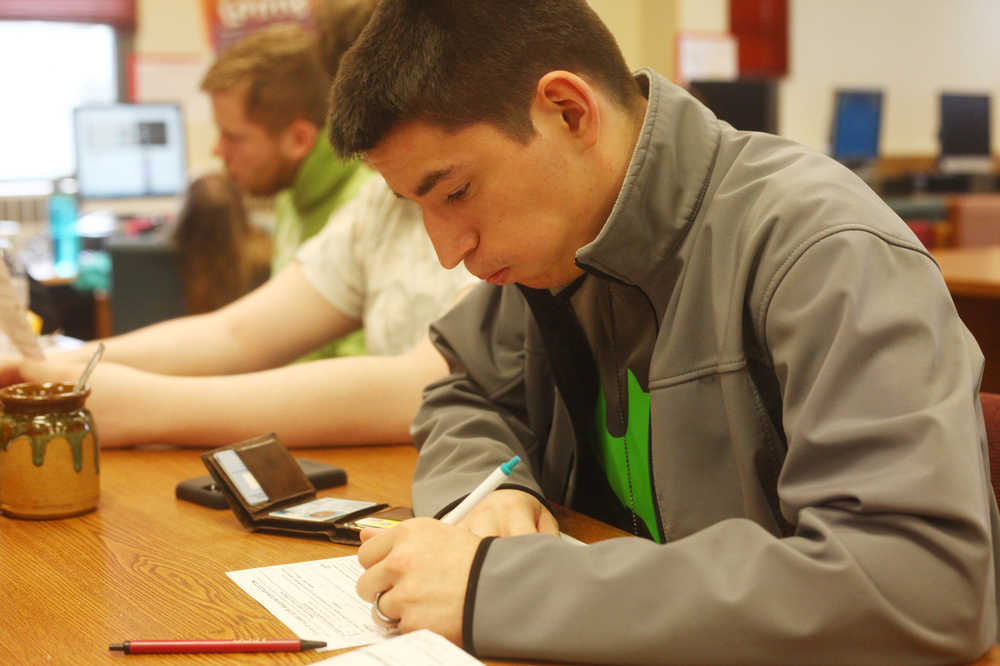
[[411, 70, 1000, 665]]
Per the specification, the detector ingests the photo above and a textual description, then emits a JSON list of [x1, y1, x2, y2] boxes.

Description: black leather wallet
[[201, 433, 390, 545], [177, 458, 347, 509]]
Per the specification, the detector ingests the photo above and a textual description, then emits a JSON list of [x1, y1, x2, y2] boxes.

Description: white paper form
[[227, 556, 390, 651], [313, 630, 485, 665]]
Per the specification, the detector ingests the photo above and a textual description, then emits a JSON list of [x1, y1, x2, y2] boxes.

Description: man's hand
[[355, 491, 559, 644], [0, 346, 97, 388], [356, 517, 481, 643], [451, 488, 559, 538]]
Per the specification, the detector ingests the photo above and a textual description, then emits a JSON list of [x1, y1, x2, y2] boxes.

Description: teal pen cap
[[441, 455, 523, 525], [501, 456, 521, 475]]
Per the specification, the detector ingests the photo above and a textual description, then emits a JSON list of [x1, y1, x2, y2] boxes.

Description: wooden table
[[2, 445, 999, 666], [933, 245, 1000, 393], [0, 445, 624, 665]]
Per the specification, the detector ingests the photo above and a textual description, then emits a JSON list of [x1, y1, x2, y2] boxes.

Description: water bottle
[[49, 178, 80, 278]]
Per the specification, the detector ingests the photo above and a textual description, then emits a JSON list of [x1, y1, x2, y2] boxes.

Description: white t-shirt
[[296, 176, 477, 356]]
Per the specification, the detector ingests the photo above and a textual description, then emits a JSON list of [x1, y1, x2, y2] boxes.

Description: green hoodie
[[271, 127, 371, 273], [273, 127, 371, 358]]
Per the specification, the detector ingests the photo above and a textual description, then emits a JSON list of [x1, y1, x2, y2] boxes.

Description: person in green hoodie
[[200, 19, 370, 357], [200, 21, 369, 275], [0, 0, 478, 450]]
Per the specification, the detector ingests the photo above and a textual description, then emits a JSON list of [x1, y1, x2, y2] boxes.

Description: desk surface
[[0, 445, 625, 665], [933, 245, 1000, 299], [2, 446, 999, 666]]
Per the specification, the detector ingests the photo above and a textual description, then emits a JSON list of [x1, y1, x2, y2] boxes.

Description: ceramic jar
[[0, 382, 99, 519]]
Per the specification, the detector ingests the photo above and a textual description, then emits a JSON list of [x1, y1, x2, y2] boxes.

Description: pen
[[441, 455, 521, 525], [108, 638, 327, 654]]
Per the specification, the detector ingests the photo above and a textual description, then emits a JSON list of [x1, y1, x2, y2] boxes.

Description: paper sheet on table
[[227, 555, 389, 652], [313, 629, 485, 665], [227, 535, 583, 652]]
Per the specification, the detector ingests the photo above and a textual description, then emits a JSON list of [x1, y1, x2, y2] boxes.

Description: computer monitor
[[830, 89, 883, 167], [73, 103, 187, 200], [687, 79, 778, 134], [938, 93, 993, 175]]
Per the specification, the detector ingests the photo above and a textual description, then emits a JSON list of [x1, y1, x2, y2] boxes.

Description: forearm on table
[[120, 353, 443, 447], [58, 264, 353, 376], [57, 313, 252, 375]]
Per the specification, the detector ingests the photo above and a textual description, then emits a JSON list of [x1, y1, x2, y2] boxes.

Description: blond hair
[[200, 23, 328, 134]]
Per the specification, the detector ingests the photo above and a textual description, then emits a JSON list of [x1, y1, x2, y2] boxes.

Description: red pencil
[[109, 638, 326, 654]]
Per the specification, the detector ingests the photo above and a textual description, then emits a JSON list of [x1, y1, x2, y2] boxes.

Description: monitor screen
[[831, 89, 882, 163], [73, 103, 187, 199], [939, 93, 991, 157], [687, 79, 777, 134]]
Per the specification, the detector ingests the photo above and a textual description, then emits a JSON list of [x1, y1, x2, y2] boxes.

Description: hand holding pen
[[439, 456, 560, 538], [356, 455, 557, 640], [441, 456, 522, 525]]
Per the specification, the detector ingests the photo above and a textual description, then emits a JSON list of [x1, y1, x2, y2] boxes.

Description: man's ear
[[532, 71, 600, 147], [281, 118, 319, 162]]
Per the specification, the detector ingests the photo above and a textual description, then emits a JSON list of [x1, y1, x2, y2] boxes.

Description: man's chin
[[475, 263, 581, 290]]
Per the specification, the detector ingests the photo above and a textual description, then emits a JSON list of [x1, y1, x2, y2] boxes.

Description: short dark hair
[[328, 0, 642, 157], [201, 23, 328, 134]]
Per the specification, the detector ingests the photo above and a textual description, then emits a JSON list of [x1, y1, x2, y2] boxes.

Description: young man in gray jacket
[[329, 1, 1000, 663]]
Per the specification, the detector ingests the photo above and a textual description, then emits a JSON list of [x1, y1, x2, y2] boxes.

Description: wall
[[781, 0, 1000, 156], [143, 0, 687, 177], [587, 0, 728, 79], [676, 0, 727, 33], [134, 0, 1000, 174], [595, 0, 1000, 157], [587, 0, 676, 78], [134, 0, 216, 177]]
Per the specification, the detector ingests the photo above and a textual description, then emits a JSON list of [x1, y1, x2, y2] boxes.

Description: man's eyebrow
[[415, 166, 454, 198]]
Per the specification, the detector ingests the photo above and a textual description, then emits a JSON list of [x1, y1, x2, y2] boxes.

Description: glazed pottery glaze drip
[[0, 381, 100, 519], [1, 426, 97, 472]]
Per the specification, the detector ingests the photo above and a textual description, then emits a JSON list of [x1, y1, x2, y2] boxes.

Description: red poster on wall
[[202, 0, 315, 52], [729, 0, 787, 78]]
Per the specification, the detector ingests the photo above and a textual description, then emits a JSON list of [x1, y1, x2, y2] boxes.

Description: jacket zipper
[[580, 260, 667, 542]]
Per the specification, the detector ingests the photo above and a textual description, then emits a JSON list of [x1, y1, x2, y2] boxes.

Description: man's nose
[[425, 214, 477, 270]]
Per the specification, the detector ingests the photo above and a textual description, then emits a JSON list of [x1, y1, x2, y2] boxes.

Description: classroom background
[[3, 0, 998, 188], [147, 0, 1000, 172], [0, 0, 998, 389]]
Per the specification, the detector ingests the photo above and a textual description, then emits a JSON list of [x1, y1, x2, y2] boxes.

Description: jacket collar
[[575, 69, 721, 304]]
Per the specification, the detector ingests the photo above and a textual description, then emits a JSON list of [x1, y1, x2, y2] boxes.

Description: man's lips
[[484, 267, 510, 285]]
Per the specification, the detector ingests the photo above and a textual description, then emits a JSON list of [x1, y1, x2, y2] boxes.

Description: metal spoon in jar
[[73, 342, 105, 393]]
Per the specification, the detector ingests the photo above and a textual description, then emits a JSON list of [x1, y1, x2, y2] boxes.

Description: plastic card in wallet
[[201, 433, 389, 545]]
